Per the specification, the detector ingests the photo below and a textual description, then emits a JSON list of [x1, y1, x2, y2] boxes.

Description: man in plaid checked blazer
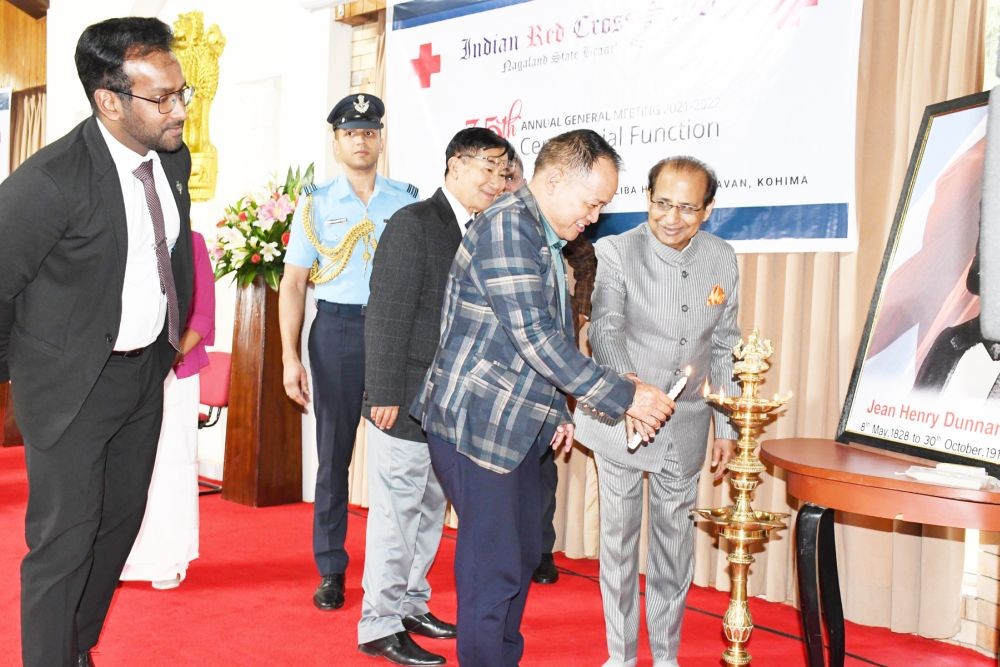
[[412, 129, 674, 666]]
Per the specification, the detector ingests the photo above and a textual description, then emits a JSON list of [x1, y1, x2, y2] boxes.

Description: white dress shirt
[[97, 119, 180, 351], [442, 185, 473, 236]]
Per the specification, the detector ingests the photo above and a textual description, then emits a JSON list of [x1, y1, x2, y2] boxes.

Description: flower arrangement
[[212, 164, 314, 291]]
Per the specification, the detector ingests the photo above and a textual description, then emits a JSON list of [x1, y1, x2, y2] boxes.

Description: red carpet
[[0, 445, 991, 666]]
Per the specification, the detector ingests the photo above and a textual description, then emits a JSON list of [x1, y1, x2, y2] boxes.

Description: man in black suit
[[359, 127, 510, 665], [0, 17, 194, 667]]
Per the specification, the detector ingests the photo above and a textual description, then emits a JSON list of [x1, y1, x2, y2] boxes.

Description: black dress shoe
[[402, 612, 457, 639], [359, 631, 446, 666], [313, 574, 345, 610], [532, 552, 559, 584], [77, 651, 94, 667]]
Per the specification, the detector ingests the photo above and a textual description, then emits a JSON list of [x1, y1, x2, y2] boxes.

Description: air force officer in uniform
[[279, 94, 417, 612]]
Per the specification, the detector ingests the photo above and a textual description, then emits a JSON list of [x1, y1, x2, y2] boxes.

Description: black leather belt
[[316, 301, 365, 316], [110, 345, 150, 358]]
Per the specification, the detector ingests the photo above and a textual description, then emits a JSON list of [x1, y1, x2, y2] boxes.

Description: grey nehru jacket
[[573, 225, 741, 477]]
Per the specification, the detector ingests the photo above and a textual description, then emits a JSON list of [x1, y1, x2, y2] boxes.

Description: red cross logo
[[411, 43, 441, 89]]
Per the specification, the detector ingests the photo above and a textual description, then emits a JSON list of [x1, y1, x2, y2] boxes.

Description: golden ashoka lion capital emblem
[[172, 11, 225, 202]]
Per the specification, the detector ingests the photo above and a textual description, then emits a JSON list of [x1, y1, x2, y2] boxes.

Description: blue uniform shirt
[[285, 173, 417, 304]]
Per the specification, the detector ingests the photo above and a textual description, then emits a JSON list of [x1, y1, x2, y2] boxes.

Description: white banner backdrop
[[0, 87, 11, 182], [386, 0, 862, 253]]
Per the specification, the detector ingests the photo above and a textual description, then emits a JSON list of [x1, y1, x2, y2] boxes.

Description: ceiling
[[8, 0, 48, 19]]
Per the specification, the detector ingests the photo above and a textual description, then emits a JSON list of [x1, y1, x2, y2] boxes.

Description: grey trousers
[[595, 454, 699, 665], [358, 421, 447, 644]]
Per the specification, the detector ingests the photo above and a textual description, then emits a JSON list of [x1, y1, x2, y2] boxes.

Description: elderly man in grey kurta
[[574, 156, 740, 667]]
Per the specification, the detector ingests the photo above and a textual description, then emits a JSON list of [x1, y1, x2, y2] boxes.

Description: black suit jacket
[[364, 187, 463, 442], [0, 116, 193, 449]]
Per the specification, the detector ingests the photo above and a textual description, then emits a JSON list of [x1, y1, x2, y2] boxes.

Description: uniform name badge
[[326, 217, 348, 226]]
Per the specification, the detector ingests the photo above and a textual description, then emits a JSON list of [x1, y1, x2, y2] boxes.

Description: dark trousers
[[427, 429, 549, 667], [309, 305, 365, 575], [539, 446, 558, 554], [21, 351, 164, 667]]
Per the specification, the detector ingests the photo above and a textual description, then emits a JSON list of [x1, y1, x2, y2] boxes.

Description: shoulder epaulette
[[383, 176, 419, 199], [301, 182, 319, 196]]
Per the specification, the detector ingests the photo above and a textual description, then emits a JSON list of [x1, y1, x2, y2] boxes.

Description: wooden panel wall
[[0, 0, 45, 91]]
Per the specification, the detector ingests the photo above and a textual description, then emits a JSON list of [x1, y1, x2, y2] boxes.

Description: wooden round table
[[760, 438, 1000, 666]]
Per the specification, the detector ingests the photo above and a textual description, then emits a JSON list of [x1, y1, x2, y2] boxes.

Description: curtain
[[9, 86, 45, 171], [374, 20, 388, 178], [347, 15, 387, 509]]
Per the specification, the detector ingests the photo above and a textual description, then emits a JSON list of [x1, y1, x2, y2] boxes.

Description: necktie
[[465, 217, 474, 230], [988, 342, 1000, 401], [133, 160, 180, 350]]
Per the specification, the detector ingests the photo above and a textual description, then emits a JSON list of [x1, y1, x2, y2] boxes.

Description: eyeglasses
[[461, 154, 508, 178], [112, 86, 195, 114], [650, 198, 704, 221]]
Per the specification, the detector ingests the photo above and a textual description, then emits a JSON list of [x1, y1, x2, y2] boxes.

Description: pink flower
[[250, 253, 261, 264], [238, 211, 248, 222], [259, 193, 294, 225]]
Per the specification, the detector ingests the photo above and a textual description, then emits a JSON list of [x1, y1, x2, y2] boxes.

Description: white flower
[[248, 187, 270, 207], [231, 246, 250, 267], [217, 226, 246, 251], [260, 241, 280, 262]]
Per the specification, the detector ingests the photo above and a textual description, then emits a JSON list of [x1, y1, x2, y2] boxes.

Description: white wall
[[46, 0, 352, 496]]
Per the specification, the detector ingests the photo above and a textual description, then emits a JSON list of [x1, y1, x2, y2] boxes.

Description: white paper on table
[[895, 463, 1000, 490]]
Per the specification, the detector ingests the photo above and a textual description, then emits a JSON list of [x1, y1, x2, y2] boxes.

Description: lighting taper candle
[[627, 366, 691, 451]]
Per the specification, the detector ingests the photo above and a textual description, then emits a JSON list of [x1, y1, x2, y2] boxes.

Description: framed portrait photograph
[[837, 91, 1000, 477]]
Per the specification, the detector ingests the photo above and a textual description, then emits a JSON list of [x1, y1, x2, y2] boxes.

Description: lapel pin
[[175, 180, 183, 195]]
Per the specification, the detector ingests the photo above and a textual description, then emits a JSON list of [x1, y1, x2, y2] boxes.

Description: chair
[[197, 351, 231, 495]]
